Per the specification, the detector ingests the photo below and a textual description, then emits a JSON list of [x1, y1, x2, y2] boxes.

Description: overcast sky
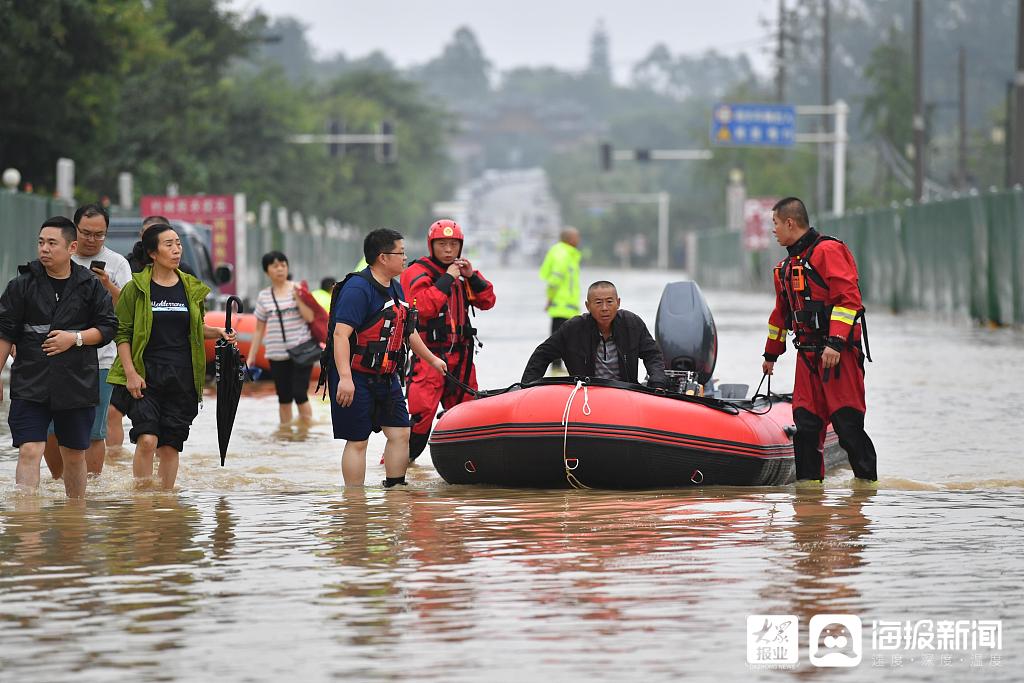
[[229, 0, 777, 80]]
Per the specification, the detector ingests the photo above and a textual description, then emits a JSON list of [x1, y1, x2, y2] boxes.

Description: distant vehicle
[[107, 217, 233, 307]]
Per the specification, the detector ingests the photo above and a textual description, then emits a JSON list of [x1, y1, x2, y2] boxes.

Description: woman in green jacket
[[109, 223, 234, 489]]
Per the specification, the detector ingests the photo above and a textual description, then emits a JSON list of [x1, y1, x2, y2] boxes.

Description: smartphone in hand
[[90, 260, 106, 272]]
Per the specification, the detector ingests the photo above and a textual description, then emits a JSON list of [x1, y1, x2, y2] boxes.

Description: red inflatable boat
[[428, 377, 846, 489]]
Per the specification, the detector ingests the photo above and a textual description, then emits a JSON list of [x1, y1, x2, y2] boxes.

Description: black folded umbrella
[[216, 296, 247, 466]]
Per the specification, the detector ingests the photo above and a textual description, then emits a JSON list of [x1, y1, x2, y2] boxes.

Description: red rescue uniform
[[401, 256, 496, 459], [765, 228, 877, 481]]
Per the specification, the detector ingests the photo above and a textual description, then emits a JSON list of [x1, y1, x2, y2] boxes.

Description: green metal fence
[[0, 193, 75, 289], [0, 192, 361, 304], [695, 188, 1024, 325]]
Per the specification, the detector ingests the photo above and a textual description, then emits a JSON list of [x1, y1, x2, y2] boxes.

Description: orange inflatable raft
[[203, 311, 322, 382]]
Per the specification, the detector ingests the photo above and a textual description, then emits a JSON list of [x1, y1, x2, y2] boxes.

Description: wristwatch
[[75, 332, 83, 347]]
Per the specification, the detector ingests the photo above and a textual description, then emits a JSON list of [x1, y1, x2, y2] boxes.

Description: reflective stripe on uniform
[[830, 306, 857, 325], [767, 324, 786, 342]]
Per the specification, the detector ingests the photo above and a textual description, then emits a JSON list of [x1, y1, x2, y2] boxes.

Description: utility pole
[[817, 0, 832, 212], [776, 0, 787, 103], [1013, 0, 1024, 186], [957, 47, 968, 189], [912, 0, 925, 201], [1008, 80, 1015, 188]]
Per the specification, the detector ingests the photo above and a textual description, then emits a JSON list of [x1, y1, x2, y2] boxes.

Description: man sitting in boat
[[521, 281, 668, 388]]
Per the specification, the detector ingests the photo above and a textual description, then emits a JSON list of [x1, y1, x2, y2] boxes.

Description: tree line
[[2, 0, 1016, 265], [0, 0, 451, 230]]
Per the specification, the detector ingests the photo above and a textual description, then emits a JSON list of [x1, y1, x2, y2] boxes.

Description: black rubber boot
[[792, 407, 826, 481], [409, 432, 430, 462], [382, 476, 407, 488], [830, 407, 878, 481]]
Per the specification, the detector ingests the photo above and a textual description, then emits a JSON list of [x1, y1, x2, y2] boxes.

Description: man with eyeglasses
[[324, 228, 447, 488], [42, 203, 132, 481]]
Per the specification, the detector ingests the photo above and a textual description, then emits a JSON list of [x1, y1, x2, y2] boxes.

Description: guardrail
[[694, 188, 1024, 325]]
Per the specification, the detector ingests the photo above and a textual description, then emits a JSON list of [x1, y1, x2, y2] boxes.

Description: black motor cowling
[[654, 281, 717, 385]]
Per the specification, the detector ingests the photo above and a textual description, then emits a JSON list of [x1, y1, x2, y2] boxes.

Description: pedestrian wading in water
[[108, 223, 235, 490], [0, 216, 118, 498], [248, 250, 318, 427], [325, 228, 447, 488]]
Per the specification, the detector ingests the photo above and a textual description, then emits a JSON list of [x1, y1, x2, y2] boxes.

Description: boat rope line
[[560, 380, 592, 489], [470, 377, 748, 414], [444, 370, 786, 423], [740, 373, 776, 416], [444, 371, 481, 397]]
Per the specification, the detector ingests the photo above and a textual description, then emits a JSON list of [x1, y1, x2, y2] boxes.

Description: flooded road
[[2, 267, 1022, 681]]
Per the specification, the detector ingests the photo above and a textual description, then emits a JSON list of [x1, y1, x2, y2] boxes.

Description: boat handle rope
[[444, 371, 480, 398], [740, 373, 775, 416], [560, 380, 592, 489]]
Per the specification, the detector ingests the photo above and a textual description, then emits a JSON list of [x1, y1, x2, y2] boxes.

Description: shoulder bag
[[271, 288, 322, 367]]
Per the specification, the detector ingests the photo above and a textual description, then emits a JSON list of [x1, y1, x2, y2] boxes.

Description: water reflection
[[762, 489, 875, 675], [210, 495, 236, 561], [785, 490, 873, 615], [0, 495, 204, 677], [1, 496, 90, 588]]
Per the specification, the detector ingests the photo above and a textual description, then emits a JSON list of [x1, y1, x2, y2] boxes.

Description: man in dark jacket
[[0, 216, 118, 498], [522, 281, 667, 388]]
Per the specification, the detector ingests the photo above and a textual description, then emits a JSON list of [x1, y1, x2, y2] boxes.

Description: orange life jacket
[[319, 270, 417, 381], [775, 234, 864, 352], [405, 257, 476, 348]]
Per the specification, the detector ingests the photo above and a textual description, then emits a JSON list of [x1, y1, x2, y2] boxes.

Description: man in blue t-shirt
[[329, 228, 447, 487]]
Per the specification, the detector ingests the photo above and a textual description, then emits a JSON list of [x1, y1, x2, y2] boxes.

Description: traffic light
[[377, 120, 396, 163], [329, 119, 344, 158], [600, 142, 613, 171]]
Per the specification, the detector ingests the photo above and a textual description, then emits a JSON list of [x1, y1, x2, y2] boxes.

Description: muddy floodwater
[[2, 267, 1022, 681]]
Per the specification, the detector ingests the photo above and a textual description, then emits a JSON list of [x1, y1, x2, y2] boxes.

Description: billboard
[[743, 198, 777, 251], [141, 195, 238, 294]]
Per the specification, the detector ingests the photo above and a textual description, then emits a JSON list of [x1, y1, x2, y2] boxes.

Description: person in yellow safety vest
[[312, 276, 336, 312], [539, 227, 581, 335], [352, 257, 368, 273]]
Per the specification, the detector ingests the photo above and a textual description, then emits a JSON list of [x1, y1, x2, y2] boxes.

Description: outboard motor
[[655, 281, 718, 389]]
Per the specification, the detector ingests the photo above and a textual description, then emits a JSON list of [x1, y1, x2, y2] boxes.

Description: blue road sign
[[710, 103, 796, 147]]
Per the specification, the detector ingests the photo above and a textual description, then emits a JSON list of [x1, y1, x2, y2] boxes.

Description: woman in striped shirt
[[249, 251, 317, 426]]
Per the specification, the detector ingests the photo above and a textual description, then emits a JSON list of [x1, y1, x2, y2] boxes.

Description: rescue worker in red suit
[[761, 197, 877, 483], [401, 220, 497, 462]]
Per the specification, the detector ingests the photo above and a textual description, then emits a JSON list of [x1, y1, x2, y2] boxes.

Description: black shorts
[[112, 362, 199, 452], [8, 399, 94, 451], [268, 358, 313, 405]]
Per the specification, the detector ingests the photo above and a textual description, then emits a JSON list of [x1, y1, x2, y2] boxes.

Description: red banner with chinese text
[[140, 195, 236, 294], [743, 197, 777, 252]]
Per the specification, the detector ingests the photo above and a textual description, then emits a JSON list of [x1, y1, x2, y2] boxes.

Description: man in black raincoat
[[0, 217, 118, 498]]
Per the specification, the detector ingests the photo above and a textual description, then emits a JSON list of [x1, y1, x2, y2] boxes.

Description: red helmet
[[427, 219, 464, 256]]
